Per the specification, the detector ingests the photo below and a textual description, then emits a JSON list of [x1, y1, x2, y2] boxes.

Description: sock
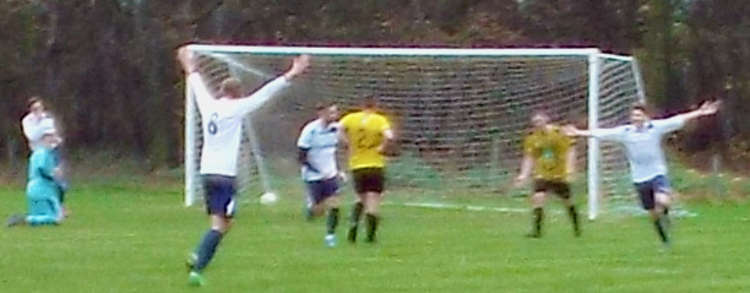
[[653, 218, 669, 244], [326, 208, 339, 235], [350, 202, 363, 225], [365, 213, 379, 242], [193, 229, 223, 272], [348, 202, 364, 242], [568, 205, 580, 236], [531, 207, 543, 236]]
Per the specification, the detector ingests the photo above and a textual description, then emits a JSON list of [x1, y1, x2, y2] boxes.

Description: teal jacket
[[27, 146, 60, 200]]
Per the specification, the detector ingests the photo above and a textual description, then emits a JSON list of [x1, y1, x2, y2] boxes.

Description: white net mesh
[[184, 47, 643, 217]]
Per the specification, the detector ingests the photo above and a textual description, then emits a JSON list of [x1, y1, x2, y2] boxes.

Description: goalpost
[[183, 45, 644, 220]]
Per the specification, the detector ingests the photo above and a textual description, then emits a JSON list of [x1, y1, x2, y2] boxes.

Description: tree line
[[1, 0, 748, 170]]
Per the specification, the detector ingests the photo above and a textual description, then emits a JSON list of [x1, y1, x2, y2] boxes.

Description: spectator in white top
[[297, 101, 346, 247], [177, 46, 310, 286], [564, 100, 720, 246]]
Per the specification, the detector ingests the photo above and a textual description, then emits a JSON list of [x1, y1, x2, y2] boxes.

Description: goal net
[[183, 45, 644, 220]]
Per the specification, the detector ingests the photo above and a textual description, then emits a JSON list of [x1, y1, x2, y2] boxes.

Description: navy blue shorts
[[305, 177, 339, 205], [202, 174, 237, 218], [634, 175, 672, 210]]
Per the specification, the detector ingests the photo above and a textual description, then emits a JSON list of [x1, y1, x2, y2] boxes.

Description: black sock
[[532, 207, 543, 236], [350, 202, 363, 225], [664, 208, 669, 216], [568, 205, 580, 236], [348, 202, 364, 242], [365, 213, 379, 242], [653, 218, 669, 244], [326, 208, 339, 235], [194, 229, 223, 272]]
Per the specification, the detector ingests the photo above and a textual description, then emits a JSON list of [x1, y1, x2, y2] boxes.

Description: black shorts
[[305, 177, 340, 205], [634, 175, 672, 210], [352, 167, 385, 194], [533, 179, 571, 199], [202, 174, 237, 218]]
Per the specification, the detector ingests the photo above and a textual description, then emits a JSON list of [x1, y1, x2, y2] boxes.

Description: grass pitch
[[1, 175, 749, 292]]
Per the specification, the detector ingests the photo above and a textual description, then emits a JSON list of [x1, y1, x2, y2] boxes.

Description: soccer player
[[297, 102, 346, 247], [514, 111, 580, 238], [177, 47, 310, 286], [7, 127, 64, 227], [339, 96, 394, 243], [21, 97, 70, 216], [564, 100, 720, 245]]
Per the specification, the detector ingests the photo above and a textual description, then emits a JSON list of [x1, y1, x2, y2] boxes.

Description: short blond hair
[[220, 77, 242, 97]]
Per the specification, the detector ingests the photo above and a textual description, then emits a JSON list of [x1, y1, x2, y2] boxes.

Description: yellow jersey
[[523, 126, 573, 181], [340, 111, 392, 170]]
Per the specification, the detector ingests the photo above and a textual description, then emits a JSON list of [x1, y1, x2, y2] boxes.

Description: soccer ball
[[259, 192, 278, 205]]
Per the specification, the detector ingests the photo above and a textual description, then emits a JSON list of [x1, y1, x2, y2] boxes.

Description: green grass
[[1, 175, 750, 292]]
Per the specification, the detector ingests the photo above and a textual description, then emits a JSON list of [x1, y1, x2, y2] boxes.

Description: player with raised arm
[[339, 96, 394, 244], [564, 100, 720, 246], [297, 102, 346, 247], [177, 47, 310, 286], [514, 112, 580, 238]]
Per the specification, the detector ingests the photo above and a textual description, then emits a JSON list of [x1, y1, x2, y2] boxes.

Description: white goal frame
[[183, 45, 645, 220]]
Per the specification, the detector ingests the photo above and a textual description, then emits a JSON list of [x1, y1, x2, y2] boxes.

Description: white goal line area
[[183, 45, 646, 221]]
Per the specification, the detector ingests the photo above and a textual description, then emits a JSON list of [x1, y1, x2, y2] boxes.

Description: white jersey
[[591, 116, 686, 183], [21, 112, 57, 151], [188, 73, 289, 177], [297, 119, 340, 181]]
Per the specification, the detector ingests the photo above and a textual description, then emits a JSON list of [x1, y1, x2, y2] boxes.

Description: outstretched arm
[[177, 47, 214, 109], [673, 100, 721, 122], [235, 55, 311, 115], [563, 125, 624, 142], [514, 155, 534, 188], [653, 100, 721, 134]]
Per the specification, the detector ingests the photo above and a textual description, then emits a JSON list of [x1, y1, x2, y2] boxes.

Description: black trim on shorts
[[352, 167, 385, 194], [533, 179, 571, 199]]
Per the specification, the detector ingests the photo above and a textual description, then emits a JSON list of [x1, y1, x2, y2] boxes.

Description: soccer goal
[[183, 45, 644, 220]]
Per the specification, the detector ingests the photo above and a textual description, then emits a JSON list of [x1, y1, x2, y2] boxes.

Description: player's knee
[[655, 192, 671, 206], [531, 193, 546, 206]]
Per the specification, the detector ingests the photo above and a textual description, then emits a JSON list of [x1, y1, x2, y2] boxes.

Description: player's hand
[[562, 125, 579, 137], [176, 47, 196, 73], [337, 172, 348, 183], [697, 100, 721, 116], [513, 175, 527, 189], [285, 54, 311, 80]]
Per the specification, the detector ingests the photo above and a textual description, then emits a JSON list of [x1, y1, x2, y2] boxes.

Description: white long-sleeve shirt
[[188, 73, 290, 177], [21, 112, 57, 151], [591, 116, 686, 183]]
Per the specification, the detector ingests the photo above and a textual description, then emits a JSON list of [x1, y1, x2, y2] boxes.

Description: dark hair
[[27, 96, 42, 109]]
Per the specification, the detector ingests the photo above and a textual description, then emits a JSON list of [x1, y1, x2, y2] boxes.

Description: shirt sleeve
[[297, 124, 313, 149], [187, 73, 214, 111], [22, 115, 43, 142], [652, 116, 686, 134], [590, 127, 626, 142], [379, 115, 392, 132], [233, 76, 290, 116]]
